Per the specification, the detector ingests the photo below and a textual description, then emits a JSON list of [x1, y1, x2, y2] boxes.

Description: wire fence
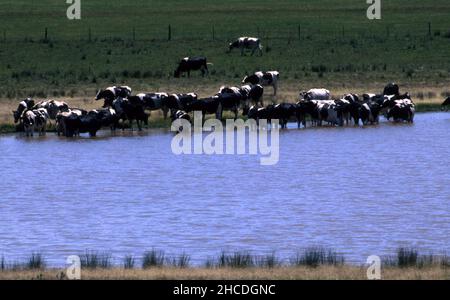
[[1, 21, 447, 44]]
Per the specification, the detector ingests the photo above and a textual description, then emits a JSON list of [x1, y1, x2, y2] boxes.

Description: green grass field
[[0, 0, 450, 99]]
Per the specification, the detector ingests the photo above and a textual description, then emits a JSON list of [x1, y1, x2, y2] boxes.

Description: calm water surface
[[0, 112, 449, 266]]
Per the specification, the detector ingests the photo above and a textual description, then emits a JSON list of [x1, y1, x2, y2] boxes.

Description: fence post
[[44, 27, 48, 41], [133, 27, 136, 41], [298, 25, 301, 40], [168, 24, 171, 41], [428, 22, 431, 37], [212, 26, 215, 40], [3, 30, 5, 42]]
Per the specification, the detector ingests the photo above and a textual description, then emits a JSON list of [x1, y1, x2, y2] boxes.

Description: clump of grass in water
[[290, 247, 344, 267], [80, 251, 112, 269], [217, 251, 255, 268], [167, 253, 190, 268], [383, 248, 448, 269], [123, 255, 135, 269], [255, 252, 282, 268], [26, 253, 46, 270], [0, 256, 5, 271], [142, 249, 165, 268]]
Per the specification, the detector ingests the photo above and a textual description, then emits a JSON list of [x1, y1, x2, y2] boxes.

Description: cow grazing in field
[[300, 88, 331, 101], [174, 57, 210, 78], [12, 98, 35, 123], [242, 71, 279, 96], [228, 37, 263, 56], [95, 86, 132, 107], [442, 97, 450, 111]]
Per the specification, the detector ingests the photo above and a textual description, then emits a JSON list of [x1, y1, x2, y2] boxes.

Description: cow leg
[[162, 107, 169, 120]]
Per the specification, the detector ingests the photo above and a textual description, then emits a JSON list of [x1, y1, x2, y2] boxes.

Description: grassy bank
[[0, 0, 450, 96], [0, 248, 448, 279], [1, 266, 448, 280]]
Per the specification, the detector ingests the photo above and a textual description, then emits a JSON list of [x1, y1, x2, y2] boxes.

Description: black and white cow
[[359, 102, 381, 125], [56, 109, 86, 136], [316, 100, 343, 126], [111, 97, 148, 131], [269, 103, 297, 129], [184, 96, 222, 120], [242, 71, 279, 96], [128, 92, 170, 118], [239, 84, 264, 107], [442, 97, 450, 111], [300, 88, 331, 101], [33, 100, 69, 120], [228, 37, 263, 56], [385, 99, 415, 123], [162, 93, 198, 117], [21, 108, 49, 136], [174, 57, 210, 78], [244, 105, 272, 127], [12, 98, 35, 123], [95, 86, 132, 107], [62, 110, 103, 137], [295, 100, 321, 128]]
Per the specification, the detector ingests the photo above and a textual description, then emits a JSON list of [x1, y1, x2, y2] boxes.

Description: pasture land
[[0, 0, 450, 99]]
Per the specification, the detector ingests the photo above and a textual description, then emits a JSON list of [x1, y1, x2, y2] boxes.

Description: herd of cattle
[[12, 77, 447, 137], [8, 36, 450, 137]]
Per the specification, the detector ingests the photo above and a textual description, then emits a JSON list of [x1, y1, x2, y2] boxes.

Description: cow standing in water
[[174, 57, 211, 78], [228, 37, 263, 56], [12, 98, 35, 123], [242, 71, 279, 96], [21, 108, 49, 136]]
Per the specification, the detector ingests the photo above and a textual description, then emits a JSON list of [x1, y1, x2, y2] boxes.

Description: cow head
[[228, 41, 238, 52], [242, 74, 259, 85], [12, 110, 21, 123]]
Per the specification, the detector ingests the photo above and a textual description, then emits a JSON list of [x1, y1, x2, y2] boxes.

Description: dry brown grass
[[0, 266, 448, 280]]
